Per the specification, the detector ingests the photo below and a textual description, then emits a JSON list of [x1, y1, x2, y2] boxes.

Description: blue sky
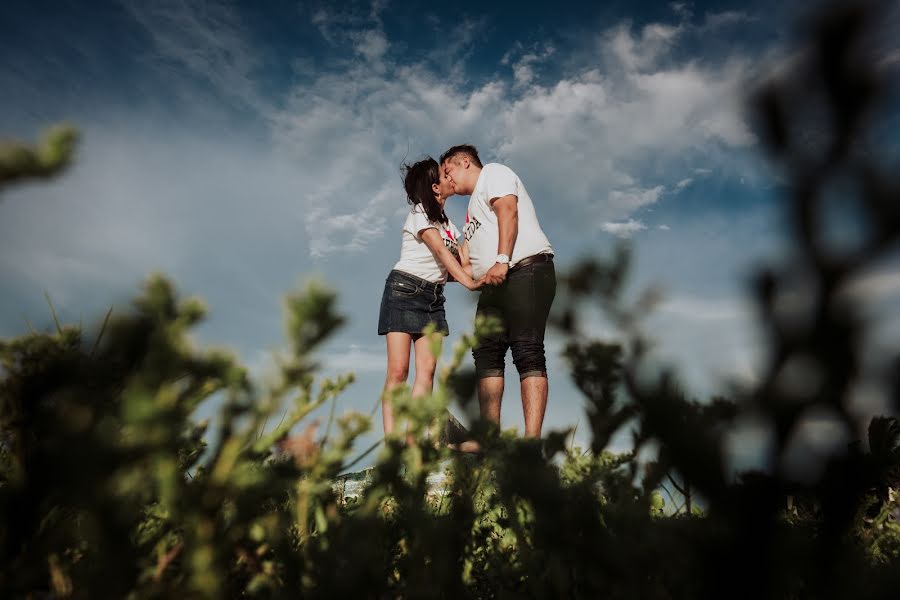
[[3, 0, 900, 463]]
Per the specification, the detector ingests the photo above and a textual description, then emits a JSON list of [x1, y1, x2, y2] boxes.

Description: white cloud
[[436, 17, 491, 80], [660, 295, 748, 322], [506, 43, 556, 88], [609, 186, 666, 213], [311, 0, 387, 41], [121, 0, 274, 117], [627, 66, 754, 147], [676, 177, 693, 189], [643, 292, 763, 398], [658, 224, 671, 231], [670, 2, 692, 19], [490, 16, 755, 227], [309, 1, 394, 73], [605, 22, 685, 72], [0, 125, 311, 295], [352, 29, 389, 65], [702, 11, 756, 30], [368, 0, 389, 22], [307, 190, 391, 258], [601, 219, 647, 238], [8, 4, 761, 269], [321, 343, 387, 374]]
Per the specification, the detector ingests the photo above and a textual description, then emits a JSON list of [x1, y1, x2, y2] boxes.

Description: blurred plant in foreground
[[0, 124, 78, 192]]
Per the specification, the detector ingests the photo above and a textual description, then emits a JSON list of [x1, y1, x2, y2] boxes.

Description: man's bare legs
[[459, 375, 546, 449], [452, 376, 504, 453], [478, 376, 504, 424], [521, 375, 548, 437], [479, 375, 547, 437]]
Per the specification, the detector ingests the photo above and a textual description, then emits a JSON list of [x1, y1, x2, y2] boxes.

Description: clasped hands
[[482, 262, 510, 286]]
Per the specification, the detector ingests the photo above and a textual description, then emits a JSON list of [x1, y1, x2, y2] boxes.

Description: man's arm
[[483, 194, 518, 285], [459, 241, 474, 278]]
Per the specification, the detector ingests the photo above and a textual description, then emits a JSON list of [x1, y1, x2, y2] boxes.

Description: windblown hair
[[402, 157, 447, 224], [439, 144, 483, 169]]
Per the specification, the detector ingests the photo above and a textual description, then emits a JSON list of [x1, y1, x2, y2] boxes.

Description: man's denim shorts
[[377, 270, 449, 336]]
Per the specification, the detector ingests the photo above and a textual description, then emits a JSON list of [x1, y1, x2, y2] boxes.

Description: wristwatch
[[495, 254, 510, 265]]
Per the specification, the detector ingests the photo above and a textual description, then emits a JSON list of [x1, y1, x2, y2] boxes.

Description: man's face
[[437, 164, 456, 198], [443, 157, 468, 193]]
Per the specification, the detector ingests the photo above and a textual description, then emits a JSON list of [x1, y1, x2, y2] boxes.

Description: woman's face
[[436, 167, 455, 199]]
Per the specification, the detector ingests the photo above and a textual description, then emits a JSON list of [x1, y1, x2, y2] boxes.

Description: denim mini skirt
[[378, 270, 449, 336]]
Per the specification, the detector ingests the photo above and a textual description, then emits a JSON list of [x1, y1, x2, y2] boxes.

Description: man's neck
[[465, 167, 483, 195]]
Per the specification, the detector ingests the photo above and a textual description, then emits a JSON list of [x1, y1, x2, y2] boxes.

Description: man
[[441, 144, 556, 439]]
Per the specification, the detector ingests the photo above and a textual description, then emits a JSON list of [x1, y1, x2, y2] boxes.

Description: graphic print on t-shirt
[[463, 212, 482, 243], [444, 225, 460, 258], [392, 205, 463, 284], [464, 163, 553, 280]]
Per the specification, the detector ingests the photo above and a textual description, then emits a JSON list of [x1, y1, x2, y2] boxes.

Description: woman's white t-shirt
[[392, 205, 461, 284]]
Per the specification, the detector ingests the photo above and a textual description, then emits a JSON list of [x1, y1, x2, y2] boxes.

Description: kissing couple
[[378, 144, 556, 449]]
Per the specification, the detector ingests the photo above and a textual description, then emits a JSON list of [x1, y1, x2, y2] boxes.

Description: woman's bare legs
[[411, 333, 439, 401], [411, 333, 440, 444], [382, 332, 412, 435], [383, 331, 442, 443]]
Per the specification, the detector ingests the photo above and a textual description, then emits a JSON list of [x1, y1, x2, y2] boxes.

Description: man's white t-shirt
[[463, 163, 553, 280], [393, 205, 462, 284]]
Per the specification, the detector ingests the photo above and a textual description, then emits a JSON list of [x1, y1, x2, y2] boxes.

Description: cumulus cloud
[[148, 3, 753, 256], [609, 186, 666, 213], [601, 219, 647, 238], [4, 1, 763, 272], [352, 29, 389, 65], [502, 42, 557, 88], [606, 22, 684, 72], [660, 295, 748, 322]]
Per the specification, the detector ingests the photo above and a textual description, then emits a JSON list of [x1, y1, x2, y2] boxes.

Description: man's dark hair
[[439, 144, 483, 169], [401, 157, 447, 225]]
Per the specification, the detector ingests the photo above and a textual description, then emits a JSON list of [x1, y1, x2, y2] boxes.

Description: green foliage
[[0, 124, 78, 191]]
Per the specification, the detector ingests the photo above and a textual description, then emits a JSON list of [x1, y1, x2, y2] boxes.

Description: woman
[[378, 157, 481, 437]]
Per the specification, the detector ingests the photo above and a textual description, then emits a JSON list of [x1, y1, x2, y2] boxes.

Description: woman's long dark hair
[[402, 157, 447, 225]]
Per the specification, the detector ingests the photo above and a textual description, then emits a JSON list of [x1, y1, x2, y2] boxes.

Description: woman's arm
[[420, 228, 481, 290]]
